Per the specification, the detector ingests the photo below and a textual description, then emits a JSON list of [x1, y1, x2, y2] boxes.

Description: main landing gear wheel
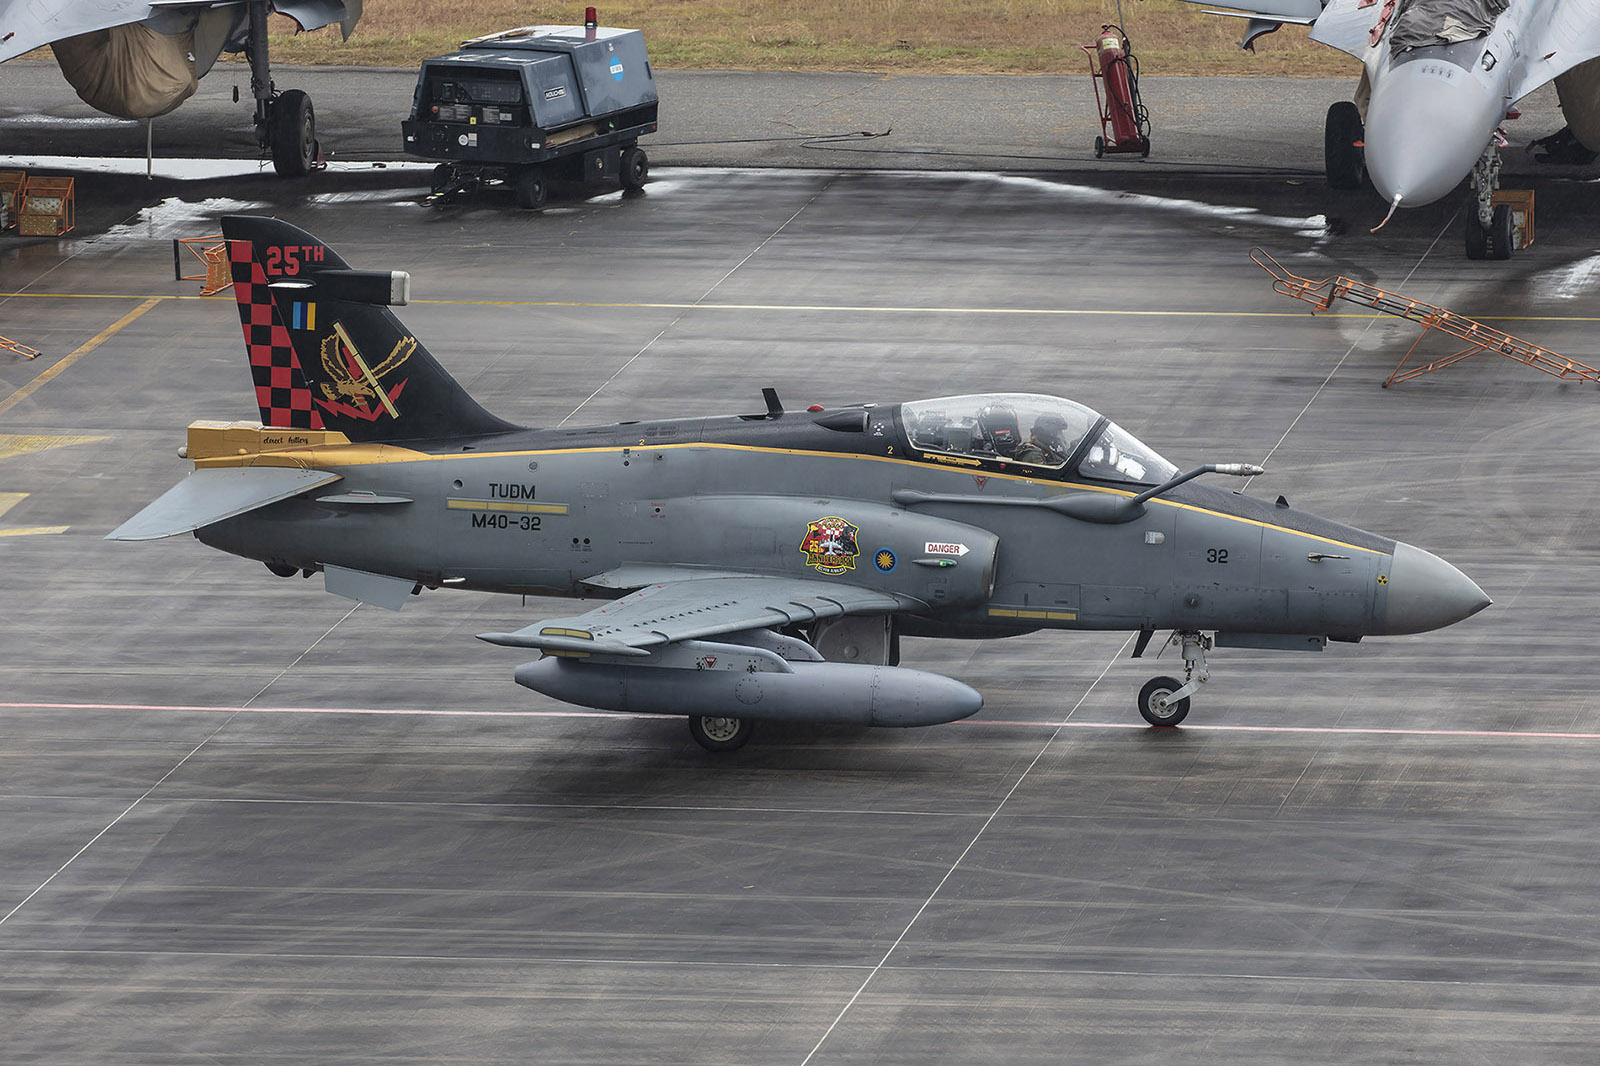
[[1324, 100, 1366, 190], [620, 146, 649, 190], [1138, 676, 1190, 727], [269, 89, 317, 178], [689, 715, 752, 752]]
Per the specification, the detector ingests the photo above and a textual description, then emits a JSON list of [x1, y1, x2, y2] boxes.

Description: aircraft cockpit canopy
[[901, 393, 1177, 485]]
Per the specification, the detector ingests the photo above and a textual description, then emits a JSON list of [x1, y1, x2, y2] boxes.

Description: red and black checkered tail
[[220, 215, 520, 443]]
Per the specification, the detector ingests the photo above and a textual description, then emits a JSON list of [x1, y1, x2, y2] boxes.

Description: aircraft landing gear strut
[[246, 1, 322, 177], [1464, 141, 1515, 261], [1138, 631, 1210, 727]]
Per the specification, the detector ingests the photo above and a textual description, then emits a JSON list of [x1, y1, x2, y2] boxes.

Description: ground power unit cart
[[402, 11, 659, 208]]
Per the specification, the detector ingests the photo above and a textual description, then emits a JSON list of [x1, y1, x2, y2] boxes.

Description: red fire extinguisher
[[1084, 24, 1150, 158]]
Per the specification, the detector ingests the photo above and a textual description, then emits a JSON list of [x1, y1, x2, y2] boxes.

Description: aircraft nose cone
[[1380, 542, 1491, 635], [1364, 62, 1501, 207]]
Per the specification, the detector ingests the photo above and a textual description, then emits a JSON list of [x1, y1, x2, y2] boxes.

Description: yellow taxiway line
[[1, 291, 1598, 323], [0, 297, 162, 419]]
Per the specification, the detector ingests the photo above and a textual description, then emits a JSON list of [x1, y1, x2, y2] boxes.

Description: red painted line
[[1, 702, 1596, 740], [960, 719, 1600, 740]]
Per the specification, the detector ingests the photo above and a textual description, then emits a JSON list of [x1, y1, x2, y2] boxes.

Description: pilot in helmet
[[978, 402, 1021, 458], [1014, 413, 1071, 465]]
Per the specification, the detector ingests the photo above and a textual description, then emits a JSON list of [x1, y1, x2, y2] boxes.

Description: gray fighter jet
[[1189, 0, 1600, 258], [110, 217, 1490, 750]]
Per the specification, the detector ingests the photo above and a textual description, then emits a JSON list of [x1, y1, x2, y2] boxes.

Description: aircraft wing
[[1174, 0, 1373, 59], [478, 573, 919, 657], [0, 0, 361, 65], [0, 0, 154, 63], [1508, 0, 1600, 103], [1306, 0, 1376, 60]]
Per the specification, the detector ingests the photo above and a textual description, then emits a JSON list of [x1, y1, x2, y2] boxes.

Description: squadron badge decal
[[799, 516, 861, 575], [316, 327, 415, 421]]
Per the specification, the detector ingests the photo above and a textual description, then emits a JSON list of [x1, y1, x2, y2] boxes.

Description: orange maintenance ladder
[[1, 336, 42, 360], [1252, 247, 1598, 387]]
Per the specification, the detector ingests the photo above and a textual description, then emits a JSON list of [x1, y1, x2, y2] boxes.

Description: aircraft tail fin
[[220, 215, 520, 443]]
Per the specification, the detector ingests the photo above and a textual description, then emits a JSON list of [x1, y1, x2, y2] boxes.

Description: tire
[[270, 89, 317, 178], [1464, 204, 1488, 260], [1094, 136, 1106, 159], [1139, 135, 1150, 158], [1138, 676, 1190, 727], [1324, 100, 1365, 190], [689, 715, 752, 752], [620, 146, 649, 190], [430, 163, 455, 195], [1489, 203, 1515, 260], [515, 168, 548, 210]]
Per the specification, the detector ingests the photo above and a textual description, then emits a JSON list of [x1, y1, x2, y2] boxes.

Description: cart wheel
[[620, 146, 649, 190], [1094, 136, 1105, 159], [1139, 135, 1150, 158], [516, 169, 547, 210]]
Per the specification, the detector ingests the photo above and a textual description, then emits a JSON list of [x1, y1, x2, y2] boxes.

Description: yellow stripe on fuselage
[[196, 439, 1386, 557], [447, 499, 570, 515]]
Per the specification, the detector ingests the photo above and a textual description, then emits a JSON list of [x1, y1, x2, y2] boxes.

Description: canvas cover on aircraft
[[1390, 0, 1507, 52]]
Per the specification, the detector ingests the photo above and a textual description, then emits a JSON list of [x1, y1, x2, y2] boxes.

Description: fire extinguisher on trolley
[[1084, 24, 1151, 157]]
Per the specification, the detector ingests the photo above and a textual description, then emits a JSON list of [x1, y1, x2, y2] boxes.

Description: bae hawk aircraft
[[110, 217, 1490, 750], [0, 0, 362, 175], [1188, 0, 1600, 258]]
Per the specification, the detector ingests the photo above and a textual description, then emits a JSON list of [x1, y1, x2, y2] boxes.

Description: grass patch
[[260, 1, 1361, 77]]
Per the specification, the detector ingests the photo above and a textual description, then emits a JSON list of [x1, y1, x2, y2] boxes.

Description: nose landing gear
[[1464, 138, 1532, 261], [1137, 631, 1210, 727]]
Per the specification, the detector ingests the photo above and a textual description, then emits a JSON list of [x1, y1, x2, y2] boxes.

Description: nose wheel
[[1138, 676, 1189, 726], [1137, 631, 1210, 727]]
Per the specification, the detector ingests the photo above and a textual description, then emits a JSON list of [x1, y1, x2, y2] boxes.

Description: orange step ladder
[[1252, 248, 1598, 387], [1, 336, 42, 360]]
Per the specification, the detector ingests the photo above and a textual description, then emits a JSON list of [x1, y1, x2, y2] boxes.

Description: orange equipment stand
[[1252, 247, 1597, 387], [0, 170, 24, 230], [17, 175, 74, 236], [173, 235, 232, 295], [1, 336, 42, 360]]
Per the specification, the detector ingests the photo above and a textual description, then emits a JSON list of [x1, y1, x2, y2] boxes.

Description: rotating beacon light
[[1084, 24, 1150, 158]]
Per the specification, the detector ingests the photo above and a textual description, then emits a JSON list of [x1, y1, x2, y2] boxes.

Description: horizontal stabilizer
[[106, 467, 341, 541]]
